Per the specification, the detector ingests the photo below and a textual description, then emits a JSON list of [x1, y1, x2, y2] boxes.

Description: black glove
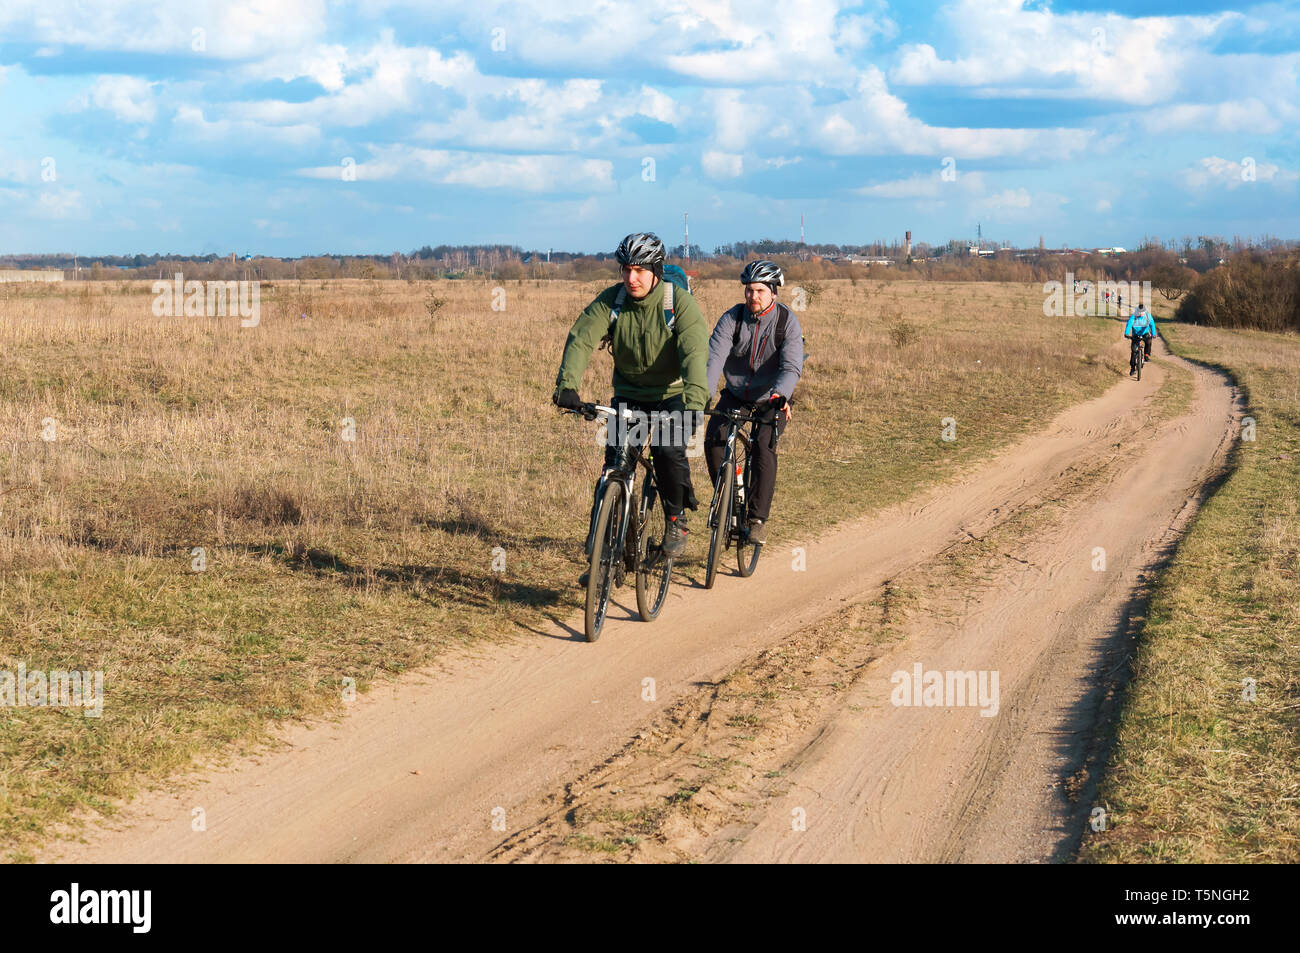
[[768, 392, 788, 410], [553, 388, 583, 411]]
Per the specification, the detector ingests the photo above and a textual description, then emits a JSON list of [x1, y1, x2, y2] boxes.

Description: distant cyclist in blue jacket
[[1124, 305, 1157, 374]]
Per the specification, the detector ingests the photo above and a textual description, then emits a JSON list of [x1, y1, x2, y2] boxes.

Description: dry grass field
[[0, 276, 1127, 859], [1081, 318, 1300, 863]]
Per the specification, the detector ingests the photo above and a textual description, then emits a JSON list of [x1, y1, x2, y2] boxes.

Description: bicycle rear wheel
[[736, 447, 761, 578], [704, 456, 733, 590], [585, 481, 624, 642], [635, 481, 672, 621]]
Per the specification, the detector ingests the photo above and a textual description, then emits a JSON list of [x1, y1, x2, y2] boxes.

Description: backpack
[[600, 265, 690, 350], [731, 302, 809, 364]]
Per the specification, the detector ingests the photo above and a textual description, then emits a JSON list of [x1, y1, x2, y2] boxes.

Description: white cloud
[[0, 0, 326, 58], [807, 68, 1091, 159], [983, 188, 1033, 210], [298, 145, 614, 192], [38, 189, 83, 218], [835, 9, 898, 50], [1182, 156, 1297, 191], [4, 0, 1298, 230], [1142, 98, 1289, 136], [174, 104, 319, 146], [890, 0, 1229, 106], [702, 151, 743, 179], [637, 85, 677, 125], [856, 171, 986, 199], [84, 75, 156, 123], [238, 37, 478, 128]]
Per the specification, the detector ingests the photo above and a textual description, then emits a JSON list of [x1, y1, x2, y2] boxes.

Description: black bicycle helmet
[[740, 259, 784, 291], [615, 232, 666, 277]]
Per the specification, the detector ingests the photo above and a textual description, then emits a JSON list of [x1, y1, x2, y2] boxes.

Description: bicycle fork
[[585, 472, 636, 563], [710, 431, 743, 533]]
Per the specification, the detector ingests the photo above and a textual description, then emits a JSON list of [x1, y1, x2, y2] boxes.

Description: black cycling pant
[[704, 390, 786, 523]]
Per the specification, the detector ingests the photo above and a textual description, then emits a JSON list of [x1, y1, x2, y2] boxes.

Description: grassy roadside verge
[[1081, 320, 1300, 863], [0, 278, 1126, 860]]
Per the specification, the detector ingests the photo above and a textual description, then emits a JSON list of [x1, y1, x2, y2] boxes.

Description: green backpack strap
[[604, 282, 676, 349], [600, 286, 627, 350]]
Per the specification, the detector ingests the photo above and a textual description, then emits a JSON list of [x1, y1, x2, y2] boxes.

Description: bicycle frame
[[1129, 335, 1147, 375], [708, 408, 763, 540], [582, 404, 657, 564]]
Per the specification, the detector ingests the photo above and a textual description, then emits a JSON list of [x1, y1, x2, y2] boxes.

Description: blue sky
[[1, 0, 1297, 256]]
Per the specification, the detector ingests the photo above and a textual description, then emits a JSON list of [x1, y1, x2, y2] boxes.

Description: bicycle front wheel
[[705, 459, 733, 590], [585, 480, 625, 642], [736, 449, 761, 578], [635, 481, 672, 621]]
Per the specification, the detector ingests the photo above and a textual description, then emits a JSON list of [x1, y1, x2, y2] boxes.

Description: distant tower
[[684, 212, 690, 264], [904, 231, 912, 257], [801, 213, 805, 244]]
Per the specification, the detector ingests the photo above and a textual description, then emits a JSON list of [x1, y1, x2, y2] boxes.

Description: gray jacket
[[706, 302, 804, 403]]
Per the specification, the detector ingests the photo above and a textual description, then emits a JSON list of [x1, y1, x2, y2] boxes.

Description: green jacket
[[555, 279, 709, 411]]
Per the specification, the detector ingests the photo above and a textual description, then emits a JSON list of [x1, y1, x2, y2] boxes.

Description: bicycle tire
[[635, 481, 672, 621], [736, 446, 761, 578], [585, 480, 624, 642], [705, 455, 733, 590], [1134, 340, 1143, 381]]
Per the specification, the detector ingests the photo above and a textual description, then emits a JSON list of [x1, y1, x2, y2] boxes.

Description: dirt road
[[43, 339, 1239, 863]]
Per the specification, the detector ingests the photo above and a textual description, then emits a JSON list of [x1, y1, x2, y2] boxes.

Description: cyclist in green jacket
[[553, 233, 709, 566]]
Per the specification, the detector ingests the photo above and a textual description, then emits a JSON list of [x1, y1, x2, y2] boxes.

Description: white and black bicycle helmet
[[615, 232, 666, 277], [740, 259, 784, 292]]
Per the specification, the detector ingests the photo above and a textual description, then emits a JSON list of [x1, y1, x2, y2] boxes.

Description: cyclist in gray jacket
[[703, 260, 804, 544]]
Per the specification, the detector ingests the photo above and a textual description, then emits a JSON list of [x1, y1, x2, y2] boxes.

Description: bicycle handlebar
[[563, 400, 772, 426], [559, 402, 641, 423], [706, 403, 779, 424]]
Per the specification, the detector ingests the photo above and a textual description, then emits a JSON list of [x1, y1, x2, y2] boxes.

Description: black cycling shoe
[[662, 515, 687, 558]]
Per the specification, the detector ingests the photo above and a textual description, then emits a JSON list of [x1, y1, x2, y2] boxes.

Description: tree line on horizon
[[5, 233, 1293, 276], [3, 238, 1297, 331]]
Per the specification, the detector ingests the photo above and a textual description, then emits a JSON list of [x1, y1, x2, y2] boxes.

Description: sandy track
[[43, 339, 1238, 863], [702, 345, 1238, 862]]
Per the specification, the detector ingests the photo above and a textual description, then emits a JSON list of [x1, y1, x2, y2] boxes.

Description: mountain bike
[[564, 402, 673, 642], [704, 404, 769, 589]]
